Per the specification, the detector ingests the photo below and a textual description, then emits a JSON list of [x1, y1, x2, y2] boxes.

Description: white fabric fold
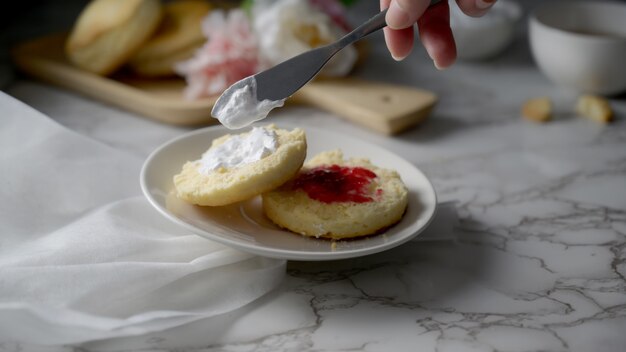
[[0, 93, 286, 345]]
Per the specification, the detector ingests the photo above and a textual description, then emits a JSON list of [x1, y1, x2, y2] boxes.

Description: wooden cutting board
[[12, 33, 437, 135]]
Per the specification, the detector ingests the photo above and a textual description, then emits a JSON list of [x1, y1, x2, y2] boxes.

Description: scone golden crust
[[128, 0, 211, 77], [262, 150, 409, 240], [173, 125, 307, 206], [66, 0, 163, 75]]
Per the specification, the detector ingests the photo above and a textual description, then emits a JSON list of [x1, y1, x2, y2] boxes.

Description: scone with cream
[[128, 0, 211, 77], [66, 0, 163, 75], [174, 125, 307, 206], [263, 150, 409, 240]]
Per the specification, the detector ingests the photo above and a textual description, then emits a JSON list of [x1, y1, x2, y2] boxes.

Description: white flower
[[252, 0, 357, 77]]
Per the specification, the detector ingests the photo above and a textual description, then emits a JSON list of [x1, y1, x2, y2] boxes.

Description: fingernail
[[476, 0, 496, 10], [392, 52, 408, 61], [434, 60, 444, 70], [386, 1, 411, 29]]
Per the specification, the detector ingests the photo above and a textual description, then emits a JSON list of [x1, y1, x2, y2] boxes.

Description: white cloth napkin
[[0, 93, 286, 345]]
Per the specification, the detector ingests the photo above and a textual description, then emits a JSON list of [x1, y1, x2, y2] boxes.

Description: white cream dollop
[[198, 126, 278, 174], [211, 76, 285, 130]]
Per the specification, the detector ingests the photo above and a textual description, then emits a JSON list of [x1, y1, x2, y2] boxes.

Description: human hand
[[381, 0, 497, 69]]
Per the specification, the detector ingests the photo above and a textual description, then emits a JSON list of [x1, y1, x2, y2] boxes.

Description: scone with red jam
[[262, 150, 408, 239]]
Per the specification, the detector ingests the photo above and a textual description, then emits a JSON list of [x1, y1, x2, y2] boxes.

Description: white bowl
[[529, 1, 626, 95], [450, 0, 522, 60]]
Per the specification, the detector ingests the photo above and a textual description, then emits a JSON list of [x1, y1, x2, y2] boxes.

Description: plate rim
[[140, 124, 438, 261]]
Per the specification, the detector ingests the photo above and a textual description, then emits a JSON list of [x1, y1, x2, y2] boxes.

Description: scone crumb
[[522, 97, 552, 123], [576, 95, 613, 123]]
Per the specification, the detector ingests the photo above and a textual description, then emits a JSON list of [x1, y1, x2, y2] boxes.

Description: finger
[[455, 0, 497, 17], [383, 26, 415, 61], [385, 0, 430, 30], [381, 0, 415, 60], [418, 0, 456, 69]]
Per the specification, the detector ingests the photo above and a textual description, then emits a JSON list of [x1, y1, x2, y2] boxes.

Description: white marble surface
[[2, 0, 626, 351]]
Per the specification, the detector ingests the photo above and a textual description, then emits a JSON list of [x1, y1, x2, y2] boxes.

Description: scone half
[[263, 150, 409, 240], [174, 125, 307, 206]]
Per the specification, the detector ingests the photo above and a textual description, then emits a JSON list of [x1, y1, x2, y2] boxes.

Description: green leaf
[[340, 0, 360, 6], [241, 0, 254, 15]]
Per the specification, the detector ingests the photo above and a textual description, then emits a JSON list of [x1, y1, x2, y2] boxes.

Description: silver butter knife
[[212, 0, 441, 129]]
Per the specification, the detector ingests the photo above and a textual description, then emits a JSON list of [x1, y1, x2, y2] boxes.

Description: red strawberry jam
[[293, 164, 378, 203]]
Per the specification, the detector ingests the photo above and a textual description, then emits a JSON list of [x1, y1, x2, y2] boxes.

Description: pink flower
[[175, 9, 259, 100]]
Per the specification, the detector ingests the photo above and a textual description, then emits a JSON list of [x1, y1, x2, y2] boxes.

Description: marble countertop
[[2, 0, 626, 351]]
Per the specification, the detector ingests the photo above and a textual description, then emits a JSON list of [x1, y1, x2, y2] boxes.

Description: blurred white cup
[[529, 1, 626, 95]]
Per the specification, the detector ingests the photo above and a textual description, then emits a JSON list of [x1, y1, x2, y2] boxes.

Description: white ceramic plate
[[140, 124, 437, 261]]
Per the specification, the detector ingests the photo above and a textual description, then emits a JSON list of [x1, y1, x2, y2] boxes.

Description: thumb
[[385, 0, 431, 30]]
